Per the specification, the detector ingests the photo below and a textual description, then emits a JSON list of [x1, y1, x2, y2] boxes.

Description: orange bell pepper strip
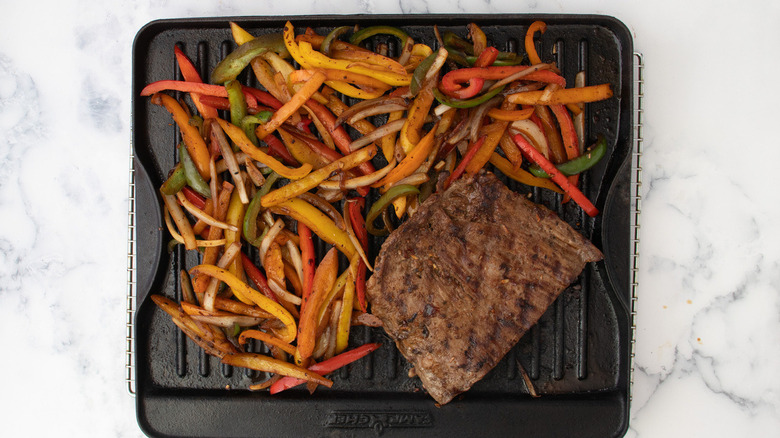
[[215, 118, 312, 180], [222, 353, 332, 387], [298, 223, 315, 301], [268, 197, 357, 260], [150, 93, 210, 180], [487, 107, 535, 121], [260, 145, 377, 207], [512, 133, 598, 216], [277, 128, 330, 169], [525, 21, 547, 65], [551, 103, 581, 203], [489, 152, 562, 193], [346, 197, 368, 312], [173, 46, 219, 119], [296, 248, 339, 365], [238, 329, 297, 356], [399, 88, 434, 154], [289, 69, 391, 96], [507, 84, 613, 105], [465, 121, 508, 176], [255, 70, 326, 140], [189, 264, 298, 342], [374, 122, 438, 189], [270, 343, 381, 394]]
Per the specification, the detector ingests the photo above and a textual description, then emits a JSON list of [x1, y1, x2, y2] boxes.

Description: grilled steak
[[366, 172, 603, 405]]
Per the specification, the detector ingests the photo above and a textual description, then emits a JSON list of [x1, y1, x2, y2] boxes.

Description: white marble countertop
[[1, 0, 778, 437]]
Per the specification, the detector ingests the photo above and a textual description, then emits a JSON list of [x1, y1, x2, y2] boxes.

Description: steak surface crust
[[366, 172, 603, 405]]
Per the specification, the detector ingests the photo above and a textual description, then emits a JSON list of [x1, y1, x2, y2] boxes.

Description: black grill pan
[[132, 14, 634, 438]]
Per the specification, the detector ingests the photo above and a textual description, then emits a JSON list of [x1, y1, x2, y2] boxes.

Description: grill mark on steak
[[366, 172, 603, 405]]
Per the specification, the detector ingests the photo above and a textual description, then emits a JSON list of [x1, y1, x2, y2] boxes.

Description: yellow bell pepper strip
[[215, 118, 313, 180], [295, 32, 373, 54], [296, 247, 339, 365], [366, 184, 420, 236], [189, 264, 298, 343], [525, 21, 547, 65], [374, 122, 438, 189], [380, 110, 404, 161], [329, 48, 408, 75], [512, 133, 599, 217], [210, 33, 289, 84], [238, 329, 297, 356], [222, 188, 252, 304], [314, 256, 359, 335], [399, 87, 435, 154], [489, 151, 562, 193], [277, 128, 331, 169], [260, 145, 377, 207], [297, 40, 411, 87], [230, 21, 255, 45], [269, 197, 358, 260], [269, 343, 381, 394], [335, 267, 356, 354], [150, 93, 211, 180], [254, 70, 326, 140], [173, 46, 219, 119], [487, 107, 535, 122], [464, 121, 508, 176], [507, 83, 614, 105], [222, 353, 333, 388]]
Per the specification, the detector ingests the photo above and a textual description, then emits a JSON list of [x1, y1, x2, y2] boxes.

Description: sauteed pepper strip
[[151, 93, 211, 180]]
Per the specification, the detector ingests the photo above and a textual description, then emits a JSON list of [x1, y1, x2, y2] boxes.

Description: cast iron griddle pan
[[132, 14, 634, 438]]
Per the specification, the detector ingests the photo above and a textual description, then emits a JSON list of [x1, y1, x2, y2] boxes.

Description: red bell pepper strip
[[303, 99, 376, 176], [473, 46, 499, 67], [141, 80, 272, 111], [298, 222, 315, 302], [439, 66, 565, 99], [263, 133, 301, 167], [240, 252, 281, 303], [173, 46, 219, 119], [512, 133, 598, 217], [181, 186, 207, 210], [443, 136, 486, 190], [346, 197, 368, 312], [270, 343, 381, 394]]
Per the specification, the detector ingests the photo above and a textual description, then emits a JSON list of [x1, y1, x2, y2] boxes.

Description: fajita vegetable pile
[[142, 20, 613, 395]]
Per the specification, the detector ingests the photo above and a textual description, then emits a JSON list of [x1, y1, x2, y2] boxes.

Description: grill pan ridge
[[132, 14, 634, 438]]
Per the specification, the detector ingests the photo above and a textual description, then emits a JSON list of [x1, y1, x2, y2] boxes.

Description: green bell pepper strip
[[178, 144, 211, 198], [366, 184, 420, 236], [432, 84, 506, 109], [442, 31, 474, 55], [410, 51, 438, 96], [243, 171, 281, 247], [528, 136, 607, 178], [160, 163, 187, 196], [211, 33, 289, 84], [224, 80, 253, 146], [321, 26, 351, 55], [349, 25, 410, 46]]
